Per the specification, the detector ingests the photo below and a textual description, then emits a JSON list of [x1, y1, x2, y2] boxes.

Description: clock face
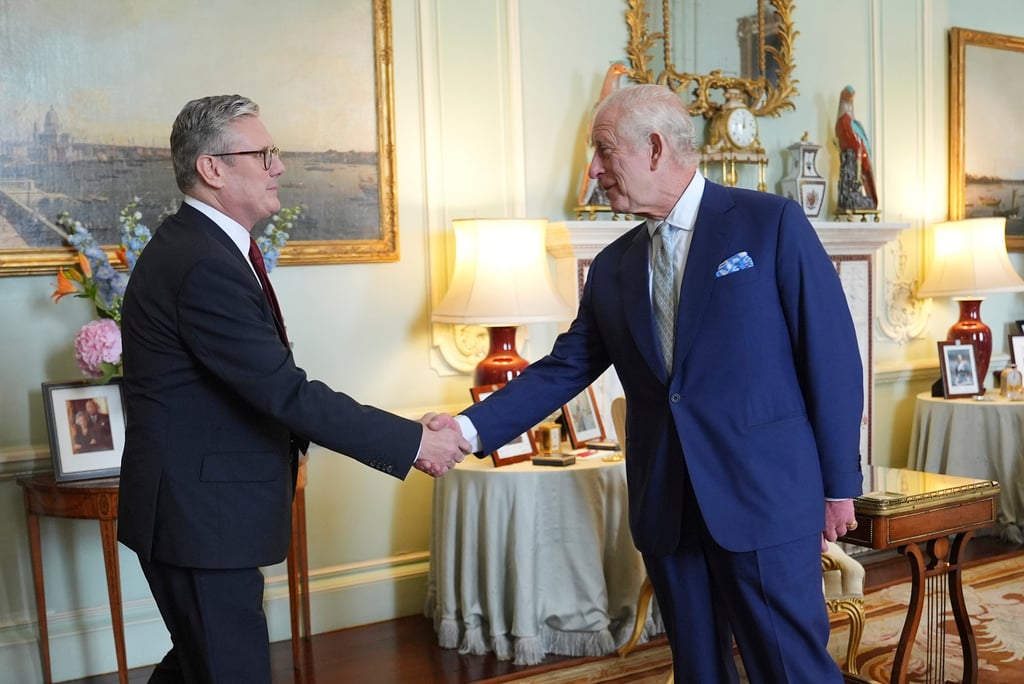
[[726, 108, 757, 148]]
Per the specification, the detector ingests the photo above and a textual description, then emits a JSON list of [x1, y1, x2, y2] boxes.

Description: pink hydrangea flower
[[74, 318, 122, 378]]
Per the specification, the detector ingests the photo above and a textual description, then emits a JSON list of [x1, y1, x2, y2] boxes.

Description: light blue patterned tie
[[652, 223, 678, 371]]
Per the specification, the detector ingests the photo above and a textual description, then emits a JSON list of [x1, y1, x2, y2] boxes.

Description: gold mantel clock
[[702, 89, 768, 191]]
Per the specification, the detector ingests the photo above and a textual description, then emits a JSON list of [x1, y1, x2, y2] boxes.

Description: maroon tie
[[249, 238, 288, 344]]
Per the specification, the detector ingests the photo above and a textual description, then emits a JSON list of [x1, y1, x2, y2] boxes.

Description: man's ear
[[196, 155, 226, 189], [649, 133, 664, 170]]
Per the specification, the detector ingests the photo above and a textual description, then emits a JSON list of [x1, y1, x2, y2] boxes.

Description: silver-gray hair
[[594, 84, 701, 168], [170, 95, 260, 191]]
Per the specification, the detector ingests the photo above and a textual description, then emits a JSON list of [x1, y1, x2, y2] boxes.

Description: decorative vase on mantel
[[781, 135, 827, 220]]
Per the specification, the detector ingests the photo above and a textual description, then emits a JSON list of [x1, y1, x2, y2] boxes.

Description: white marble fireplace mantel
[[546, 219, 910, 467]]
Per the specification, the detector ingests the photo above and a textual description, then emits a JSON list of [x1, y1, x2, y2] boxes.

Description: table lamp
[[917, 217, 1024, 384], [432, 218, 572, 385]]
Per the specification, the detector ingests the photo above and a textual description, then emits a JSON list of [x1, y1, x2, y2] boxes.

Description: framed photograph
[[937, 341, 984, 398], [0, 0, 397, 276], [562, 386, 606, 448], [1016, 320, 1024, 335], [42, 379, 126, 482], [469, 384, 538, 467], [1010, 335, 1024, 367], [948, 28, 1024, 251]]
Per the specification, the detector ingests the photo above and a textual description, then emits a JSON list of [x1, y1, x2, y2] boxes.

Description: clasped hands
[[413, 412, 472, 477]]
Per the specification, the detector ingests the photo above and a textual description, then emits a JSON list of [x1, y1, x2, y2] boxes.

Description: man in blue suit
[[118, 95, 470, 683], [455, 84, 863, 682]]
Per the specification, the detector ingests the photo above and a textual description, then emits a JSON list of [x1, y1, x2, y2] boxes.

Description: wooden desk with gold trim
[[840, 466, 1000, 684]]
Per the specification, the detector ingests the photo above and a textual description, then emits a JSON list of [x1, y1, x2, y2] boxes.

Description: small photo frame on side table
[[469, 383, 538, 467], [1011, 334, 1024, 367], [937, 341, 984, 398], [42, 378, 126, 482], [562, 386, 606, 448]]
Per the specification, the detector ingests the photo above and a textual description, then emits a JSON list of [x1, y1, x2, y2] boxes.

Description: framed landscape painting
[[0, 0, 397, 275], [949, 27, 1024, 251]]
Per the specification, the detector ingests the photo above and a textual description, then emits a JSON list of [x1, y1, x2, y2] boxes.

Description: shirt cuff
[[455, 414, 482, 453]]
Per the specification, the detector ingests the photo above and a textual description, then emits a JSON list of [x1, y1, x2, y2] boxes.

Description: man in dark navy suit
[[118, 95, 470, 684], [83, 398, 113, 449], [455, 84, 863, 683]]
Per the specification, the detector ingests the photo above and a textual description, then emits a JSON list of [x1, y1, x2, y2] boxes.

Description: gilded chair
[[610, 397, 866, 677], [822, 541, 867, 674]]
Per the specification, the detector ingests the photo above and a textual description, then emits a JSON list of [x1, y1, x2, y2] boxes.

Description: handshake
[[413, 412, 473, 477]]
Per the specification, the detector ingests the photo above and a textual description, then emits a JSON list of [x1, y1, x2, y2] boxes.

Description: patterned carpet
[[479, 554, 1024, 683], [854, 554, 1024, 683]]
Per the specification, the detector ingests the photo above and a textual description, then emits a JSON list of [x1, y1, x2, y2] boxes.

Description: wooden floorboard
[[65, 536, 1023, 684]]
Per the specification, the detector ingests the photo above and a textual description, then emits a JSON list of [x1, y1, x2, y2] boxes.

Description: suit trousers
[[642, 474, 841, 684], [140, 557, 271, 684]]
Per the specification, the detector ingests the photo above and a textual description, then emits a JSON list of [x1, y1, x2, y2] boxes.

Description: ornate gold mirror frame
[[625, 0, 799, 119]]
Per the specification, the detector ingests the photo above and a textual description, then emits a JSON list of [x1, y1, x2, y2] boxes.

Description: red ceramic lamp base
[[473, 325, 529, 386], [947, 298, 992, 384]]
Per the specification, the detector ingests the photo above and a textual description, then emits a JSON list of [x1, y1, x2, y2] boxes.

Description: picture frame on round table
[[469, 383, 538, 467], [937, 341, 983, 399], [562, 386, 606, 448], [1010, 334, 1024, 367]]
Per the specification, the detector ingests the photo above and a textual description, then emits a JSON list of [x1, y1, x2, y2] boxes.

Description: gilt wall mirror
[[625, 0, 799, 119]]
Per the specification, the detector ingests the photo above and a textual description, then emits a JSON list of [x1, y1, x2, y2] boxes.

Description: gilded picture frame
[[948, 27, 1024, 252], [0, 0, 397, 276]]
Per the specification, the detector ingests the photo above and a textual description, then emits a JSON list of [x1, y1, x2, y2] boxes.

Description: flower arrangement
[[52, 200, 300, 382]]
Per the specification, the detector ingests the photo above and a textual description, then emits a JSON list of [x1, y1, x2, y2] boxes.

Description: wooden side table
[[287, 454, 312, 668], [17, 474, 126, 684], [840, 466, 1000, 684], [18, 470, 312, 682]]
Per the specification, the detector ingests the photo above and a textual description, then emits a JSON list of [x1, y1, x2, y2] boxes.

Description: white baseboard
[[0, 554, 431, 682]]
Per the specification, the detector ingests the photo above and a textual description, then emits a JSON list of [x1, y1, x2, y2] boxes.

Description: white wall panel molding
[[429, 0, 532, 377]]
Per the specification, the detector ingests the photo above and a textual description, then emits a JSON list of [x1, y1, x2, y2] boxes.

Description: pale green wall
[[2, 0, 1023, 680]]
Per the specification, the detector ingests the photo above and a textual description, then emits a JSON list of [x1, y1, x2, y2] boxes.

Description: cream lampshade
[[432, 218, 572, 385], [917, 217, 1024, 384]]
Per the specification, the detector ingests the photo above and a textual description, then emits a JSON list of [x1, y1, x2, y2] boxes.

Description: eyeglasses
[[209, 146, 280, 171]]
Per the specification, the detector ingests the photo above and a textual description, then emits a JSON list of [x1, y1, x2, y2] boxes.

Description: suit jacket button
[[670, 393, 681, 403]]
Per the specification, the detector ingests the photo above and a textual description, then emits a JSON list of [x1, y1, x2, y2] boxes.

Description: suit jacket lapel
[[620, 223, 668, 382], [673, 184, 734, 370], [177, 203, 288, 341]]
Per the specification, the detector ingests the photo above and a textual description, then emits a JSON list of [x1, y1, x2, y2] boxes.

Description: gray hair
[[594, 84, 701, 168], [170, 95, 260, 191]]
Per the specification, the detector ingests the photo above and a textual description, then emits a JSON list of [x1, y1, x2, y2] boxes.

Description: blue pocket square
[[716, 251, 754, 278]]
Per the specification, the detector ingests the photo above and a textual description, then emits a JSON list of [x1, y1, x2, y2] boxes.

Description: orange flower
[[115, 247, 129, 269], [51, 268, 81, 302], [77, 253, 92, 278]]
